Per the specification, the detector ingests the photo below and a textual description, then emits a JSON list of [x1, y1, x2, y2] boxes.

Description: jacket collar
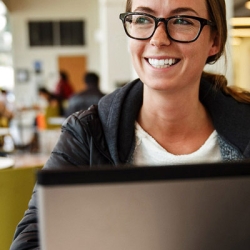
[[98, 79, 143, 164], [98, 77, 250, 163]]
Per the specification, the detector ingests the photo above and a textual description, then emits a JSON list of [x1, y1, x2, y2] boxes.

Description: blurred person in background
[[36, 87, 61, 129], [65, 72, 105, 117], [54, 71, 74, 100], [54, 71, 74, 115], [0, 89, 13, 127]]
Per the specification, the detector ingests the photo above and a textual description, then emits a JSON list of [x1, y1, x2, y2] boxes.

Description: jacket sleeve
[[10, 112, 94, 250]]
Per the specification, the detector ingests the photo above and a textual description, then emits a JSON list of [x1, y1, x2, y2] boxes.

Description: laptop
[[37, 161, 250, 250]]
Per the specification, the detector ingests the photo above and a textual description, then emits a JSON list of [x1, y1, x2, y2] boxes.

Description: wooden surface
[[9, 153, 49, 169]]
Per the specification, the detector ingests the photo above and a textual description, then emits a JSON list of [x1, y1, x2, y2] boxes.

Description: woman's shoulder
[[63, 105, 99, 126]]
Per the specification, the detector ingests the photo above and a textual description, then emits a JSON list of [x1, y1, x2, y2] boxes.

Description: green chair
[[0, 167, 41, 250]]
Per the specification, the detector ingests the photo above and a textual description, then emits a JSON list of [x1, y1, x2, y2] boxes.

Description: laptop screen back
[[37, 162, 250, 250]]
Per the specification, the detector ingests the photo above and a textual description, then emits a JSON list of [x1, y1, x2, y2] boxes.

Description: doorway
[[58, 55, 87, 93]]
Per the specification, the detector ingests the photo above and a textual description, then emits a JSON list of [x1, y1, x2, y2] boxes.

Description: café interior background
[[0, 0, 249, 109]]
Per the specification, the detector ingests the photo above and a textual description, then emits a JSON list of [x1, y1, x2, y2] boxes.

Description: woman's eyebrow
[[133, 6, 199, 16], [170, 7, 199, 16], [133, 6, 155, 14]]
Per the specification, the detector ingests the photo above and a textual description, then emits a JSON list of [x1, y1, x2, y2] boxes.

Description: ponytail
[[202, 71, 250, 104]]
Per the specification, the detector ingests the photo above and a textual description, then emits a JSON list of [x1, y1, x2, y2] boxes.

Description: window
[[29, 21, 53, 46], [28, 20, 85, 47], [60, 21, 84, 46]]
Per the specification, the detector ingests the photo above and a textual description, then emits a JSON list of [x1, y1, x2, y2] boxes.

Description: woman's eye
[[135, 17, 151, 24], [174, 18, 192, 25]]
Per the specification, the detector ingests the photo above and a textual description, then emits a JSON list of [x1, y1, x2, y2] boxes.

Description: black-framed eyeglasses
[[119, 12, 215, 43]]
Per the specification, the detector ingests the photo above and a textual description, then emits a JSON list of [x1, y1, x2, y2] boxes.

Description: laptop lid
[[37, 162, 250, 250]]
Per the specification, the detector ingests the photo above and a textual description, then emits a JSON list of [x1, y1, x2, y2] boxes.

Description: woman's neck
[[137, 88, 214, 155]]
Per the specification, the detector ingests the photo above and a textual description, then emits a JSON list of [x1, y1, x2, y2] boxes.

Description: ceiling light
[[230, 17, 250, 27], [0, 15, 6, 31], [231, 28, 250, 37], [0, 1, 6, 15], [245, 1, 250, 10]]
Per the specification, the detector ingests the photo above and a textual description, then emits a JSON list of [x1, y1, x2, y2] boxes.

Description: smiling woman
[[10, 0, 250, 249]]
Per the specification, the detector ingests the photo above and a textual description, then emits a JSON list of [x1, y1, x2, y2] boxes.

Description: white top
[[132, 122, 222, 166]]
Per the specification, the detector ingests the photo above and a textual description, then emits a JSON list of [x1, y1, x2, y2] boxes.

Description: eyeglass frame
[[119, 12, 216, 43]]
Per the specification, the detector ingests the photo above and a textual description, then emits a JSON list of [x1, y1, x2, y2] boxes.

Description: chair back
[[0, 167, 41, 250]]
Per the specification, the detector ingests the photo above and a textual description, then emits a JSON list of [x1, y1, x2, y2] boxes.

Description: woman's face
[[129, 0, 220, 93]]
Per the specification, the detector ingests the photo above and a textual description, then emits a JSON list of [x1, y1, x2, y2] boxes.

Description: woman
[[54, 71, 74, 101], [10, 0, 250, 249]]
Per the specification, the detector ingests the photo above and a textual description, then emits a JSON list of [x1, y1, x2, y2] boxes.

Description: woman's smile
[[147, 57, 180, 68]]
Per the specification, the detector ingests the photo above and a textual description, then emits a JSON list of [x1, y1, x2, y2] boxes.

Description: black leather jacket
[[10, 78, 250, 249]]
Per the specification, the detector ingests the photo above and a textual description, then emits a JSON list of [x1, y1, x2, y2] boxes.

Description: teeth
[[148, 58, 177, 68]]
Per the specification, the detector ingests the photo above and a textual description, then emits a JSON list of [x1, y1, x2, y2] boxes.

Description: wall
[[98, 0, 131, 92], [9, 0, 101, 106]]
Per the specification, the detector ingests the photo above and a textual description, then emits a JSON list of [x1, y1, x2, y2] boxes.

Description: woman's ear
[[208, 32, 220, 57]]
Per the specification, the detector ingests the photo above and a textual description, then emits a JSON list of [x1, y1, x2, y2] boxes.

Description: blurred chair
[[0, 167, 41, 250], [45, 105, 62, 129]]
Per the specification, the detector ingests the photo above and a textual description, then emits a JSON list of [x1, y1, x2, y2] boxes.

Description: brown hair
[[125, 0, 132, 12], [125, 0, 250, 103], [202, 72, 250, 103], [205, 0, 227, 64], [205, 0, 250, 103]]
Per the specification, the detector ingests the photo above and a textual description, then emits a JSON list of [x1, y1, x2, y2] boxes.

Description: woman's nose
[[150, 22, 171, 47]]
